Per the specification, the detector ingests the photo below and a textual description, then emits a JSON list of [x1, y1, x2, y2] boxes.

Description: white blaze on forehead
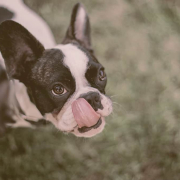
[[55, 44, 89, 89]]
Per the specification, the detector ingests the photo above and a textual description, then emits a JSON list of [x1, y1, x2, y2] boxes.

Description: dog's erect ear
[[63, 3, 93, 52], [0, 20, 45, 81]]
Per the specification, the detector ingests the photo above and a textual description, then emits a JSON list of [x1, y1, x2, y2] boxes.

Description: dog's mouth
[[72, 98, 103, 133], [78, 118, 102, 133]]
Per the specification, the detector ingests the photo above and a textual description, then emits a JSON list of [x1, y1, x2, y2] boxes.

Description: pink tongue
[[72, 98, 100, 128]]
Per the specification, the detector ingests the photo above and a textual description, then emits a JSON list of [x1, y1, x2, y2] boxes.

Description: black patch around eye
[[29, 88, 56, 115], [85, 61, 107, 94], [28, 84, 71, 116], [0, 7, 14, 23], [26, 49, 76, 115]]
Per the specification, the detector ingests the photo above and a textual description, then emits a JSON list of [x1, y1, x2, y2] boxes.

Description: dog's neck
[[4, 80, 43, 129], [12, 80, 43, 121]]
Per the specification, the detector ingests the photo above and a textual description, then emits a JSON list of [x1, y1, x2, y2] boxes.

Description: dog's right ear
[[0, 20, 45, 82], [62, 3, 93, 53]]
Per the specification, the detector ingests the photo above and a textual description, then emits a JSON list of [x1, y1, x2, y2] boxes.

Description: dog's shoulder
[[0, 0, 56, 48]]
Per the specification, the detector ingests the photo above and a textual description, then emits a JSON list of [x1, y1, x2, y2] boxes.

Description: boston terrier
[[0, 1, 113, 137]]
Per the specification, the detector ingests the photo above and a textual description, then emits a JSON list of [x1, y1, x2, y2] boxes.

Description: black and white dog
[[0, 0, 112, 137]]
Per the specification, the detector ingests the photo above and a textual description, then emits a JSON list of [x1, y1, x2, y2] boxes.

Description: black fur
[[27, 49, 76, 115], [85, 60, 107, 94], [0, 20, 45, 81], [0, 7, 14, 24], [0, 21, 76, 116]]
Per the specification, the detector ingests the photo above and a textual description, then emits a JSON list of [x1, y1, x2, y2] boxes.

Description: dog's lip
[[77, 118, 102, 133], [71, 117, 106, 137]]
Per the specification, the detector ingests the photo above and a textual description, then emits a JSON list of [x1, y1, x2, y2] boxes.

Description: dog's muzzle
[[72, 96, 102, 132], [45, 88, 112, 137]]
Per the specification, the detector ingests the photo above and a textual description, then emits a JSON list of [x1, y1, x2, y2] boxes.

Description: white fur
[[13, 80, 43, 120], [56, 44, 89, 89]]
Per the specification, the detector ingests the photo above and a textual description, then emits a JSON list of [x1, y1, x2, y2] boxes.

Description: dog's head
[[0, 3, 112, 137]]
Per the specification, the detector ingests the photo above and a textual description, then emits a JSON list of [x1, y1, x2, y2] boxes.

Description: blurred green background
[[1, 0, 180, 179]]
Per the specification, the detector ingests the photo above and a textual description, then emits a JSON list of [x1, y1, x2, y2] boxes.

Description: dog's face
[[0, 3, 112, 137]]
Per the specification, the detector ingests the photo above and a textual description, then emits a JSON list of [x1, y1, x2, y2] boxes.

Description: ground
[[1, 0, 180, 179]]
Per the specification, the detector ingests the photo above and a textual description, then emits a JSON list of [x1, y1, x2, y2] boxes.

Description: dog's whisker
[[112, 101, 120, 105], [110, 94, 119, 98]]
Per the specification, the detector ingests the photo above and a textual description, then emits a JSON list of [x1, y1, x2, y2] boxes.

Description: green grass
[[1, 0, 180, 179]]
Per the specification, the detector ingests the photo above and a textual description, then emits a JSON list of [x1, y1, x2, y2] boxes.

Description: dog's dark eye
[[52, 84, 67, 95], [99, 69, 106, 81]]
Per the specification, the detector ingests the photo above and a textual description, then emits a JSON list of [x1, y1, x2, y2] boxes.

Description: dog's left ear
[[0, 20, 45, 82], [63, 3, 93, 52]]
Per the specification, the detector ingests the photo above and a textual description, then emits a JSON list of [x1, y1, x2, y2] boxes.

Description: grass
[[1, 0, 180, 179]]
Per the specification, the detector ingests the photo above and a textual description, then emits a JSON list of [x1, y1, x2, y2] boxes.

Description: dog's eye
[[99, 69, 106, 81], [52, 84, 67, 95]]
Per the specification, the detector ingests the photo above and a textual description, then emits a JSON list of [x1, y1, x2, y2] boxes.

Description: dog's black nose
[[80, 92, 103, 111]]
